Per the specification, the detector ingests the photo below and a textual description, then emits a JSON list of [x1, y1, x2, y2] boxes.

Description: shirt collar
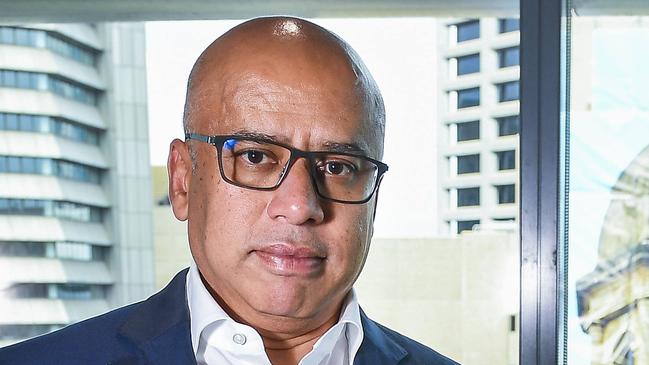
[[186, 259, 364, 362]]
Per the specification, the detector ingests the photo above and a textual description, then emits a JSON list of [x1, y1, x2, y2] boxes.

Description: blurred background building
[[0, 23, 154, 346], [437, 18, 519, 235]]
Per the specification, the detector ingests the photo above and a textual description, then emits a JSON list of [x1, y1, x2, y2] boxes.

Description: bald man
[[0, 17, 457, 365]]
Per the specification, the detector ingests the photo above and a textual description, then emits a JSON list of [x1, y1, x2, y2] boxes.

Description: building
[[437, 18, 520, 235], [0, 23, 154, 346]]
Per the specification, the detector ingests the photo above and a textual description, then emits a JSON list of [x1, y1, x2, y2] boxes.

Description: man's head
[[167, 16, 386, 333]]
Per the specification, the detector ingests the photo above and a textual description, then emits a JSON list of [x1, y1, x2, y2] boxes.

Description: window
[[0, 113, 100, 144], [457, 219, 480, 233], [496, 115, 519, 136], [457, 187, 480, 207], [499, 18, 520, 33], [456, 20, 480, 42], [0, 325, 61, 340], [496, 150, 516, 170], [456, 121, 480, 142], [0, 198, 102, 222], [457, 53, 480, 75], [457, 154, 480, 174], [497, 81, 519, 102], [496, 184, 516, 204], [0, 26, 96, 65], [0, 70, 98, 105], [457, 87, 480, 108], [498, 46, 520, 68], [0, 155, 101, 183]]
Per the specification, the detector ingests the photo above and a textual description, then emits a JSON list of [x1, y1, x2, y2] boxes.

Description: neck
[[199, 272, 344, 364], [260, 310, 340, 365]]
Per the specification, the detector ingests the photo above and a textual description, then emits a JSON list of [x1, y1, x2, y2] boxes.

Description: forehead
[[197, 70, 378, 155]]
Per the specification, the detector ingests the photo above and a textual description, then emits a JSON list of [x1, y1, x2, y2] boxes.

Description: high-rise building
[[437, 18, 520, 235], [0, 23, 154, 346]]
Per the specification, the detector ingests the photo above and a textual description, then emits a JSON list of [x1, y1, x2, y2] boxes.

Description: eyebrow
[[230, 129, 370, 155]]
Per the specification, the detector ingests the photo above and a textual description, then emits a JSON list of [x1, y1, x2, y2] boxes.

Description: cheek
[[329, 205, 373, 274]]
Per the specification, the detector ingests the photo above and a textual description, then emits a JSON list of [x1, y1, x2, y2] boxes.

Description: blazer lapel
[[354, 308, 408, 365], [115, 269, 196, 365]]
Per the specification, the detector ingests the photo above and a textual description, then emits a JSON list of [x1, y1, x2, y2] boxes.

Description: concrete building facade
[[437, 18, 520, 235], [0, 23, 154, 346]]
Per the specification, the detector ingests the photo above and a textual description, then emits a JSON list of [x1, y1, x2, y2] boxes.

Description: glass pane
[[499, 18, 520, 33], [457, 87, 480, 108], [456, 19, 480, 42], [498, 46, 520, 68], [457, 120, 480, 141], [457, 187, 480, 207], [566, 12, 649, 365], [457, 154, 480, 174], [457, 53, 480, 75]]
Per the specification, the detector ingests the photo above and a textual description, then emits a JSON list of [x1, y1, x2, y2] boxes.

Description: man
[[0, 17, 457, 365]]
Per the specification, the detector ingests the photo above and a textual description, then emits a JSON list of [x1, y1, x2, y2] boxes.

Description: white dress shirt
[[186, 260, 364, 365]]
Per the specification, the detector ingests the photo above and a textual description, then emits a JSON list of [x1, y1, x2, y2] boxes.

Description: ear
[[369, 175, 385, 238], [167, 138, 192, 221]]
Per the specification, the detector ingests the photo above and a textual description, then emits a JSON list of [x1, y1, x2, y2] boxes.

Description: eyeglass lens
[[218, 138, 380, 202]]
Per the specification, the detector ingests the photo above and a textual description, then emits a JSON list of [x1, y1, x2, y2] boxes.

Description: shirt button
[[233, 333, 247, 345]]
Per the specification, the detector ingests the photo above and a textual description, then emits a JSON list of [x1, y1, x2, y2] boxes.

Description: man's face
[[183, 62, 379, 324]]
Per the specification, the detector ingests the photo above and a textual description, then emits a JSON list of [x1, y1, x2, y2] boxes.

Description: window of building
[[456, 120, 480, 142], [0, 325, 61, 341], [457, 53, 480, 75], [457, 87, 480, 108], [457, 154, 480, 174], [0, 26, 96, 66], [0, 198, 102, 222], [0, 113, 100, 144], [498, 46, 520, 68], [496, 184, 516, 204], [457, 219, 480, 233], [456, 20, 480, 42], [496, 115, 519, 136], [497, 81, 519, 102], [496, 150, 516, 170], [457, 187, 480, 207], [0, 155, 101, 183], [499, 18, 520, 33], [0, 70, 98, 105]]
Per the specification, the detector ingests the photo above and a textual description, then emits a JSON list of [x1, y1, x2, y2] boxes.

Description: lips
[[252, 243, 325, 276]]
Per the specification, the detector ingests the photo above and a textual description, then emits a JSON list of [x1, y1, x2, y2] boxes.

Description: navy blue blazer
[[0, 269, 458, 364]]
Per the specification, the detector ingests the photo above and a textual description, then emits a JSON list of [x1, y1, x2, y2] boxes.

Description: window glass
[[496, 184, 515, 204], [456, 120, 480, 142], [457, 53, 480, 75], [498, 46, 520, 68], [457, 187, 480, 207], [457, 154, 480, 174], [498, 18, 520, 33], [457, 219, 480, 233], [456, 20, 480, 42], [497, 115, 519, 136], [497, 81, 519, 102], [497, 150, 516, 170], [566, 14, 649, 365], [457, 87, 480, 108]]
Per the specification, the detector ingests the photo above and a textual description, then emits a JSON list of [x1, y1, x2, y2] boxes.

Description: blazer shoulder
[[372, 320, 460, 365]]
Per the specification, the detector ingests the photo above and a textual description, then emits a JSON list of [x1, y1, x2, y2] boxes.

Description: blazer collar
[[115, 268, 195, 365], [113, 268, 408, 365], [354, 308, 408, 364]]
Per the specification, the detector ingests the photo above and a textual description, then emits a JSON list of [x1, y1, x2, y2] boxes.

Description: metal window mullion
[[520, 0, 563, 364]]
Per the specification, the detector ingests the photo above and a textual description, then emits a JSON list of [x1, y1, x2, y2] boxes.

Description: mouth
[[251, 243, 326, 276]]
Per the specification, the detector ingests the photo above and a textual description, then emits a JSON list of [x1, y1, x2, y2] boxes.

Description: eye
[[320, 160, 356, 176], [245, 150, 265, 164]]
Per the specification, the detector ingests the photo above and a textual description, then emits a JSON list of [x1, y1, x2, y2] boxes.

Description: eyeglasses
[[185, 133, 388, 204]]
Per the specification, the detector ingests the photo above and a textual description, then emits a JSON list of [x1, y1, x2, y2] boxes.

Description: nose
[[266, 158, 325, 225]]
